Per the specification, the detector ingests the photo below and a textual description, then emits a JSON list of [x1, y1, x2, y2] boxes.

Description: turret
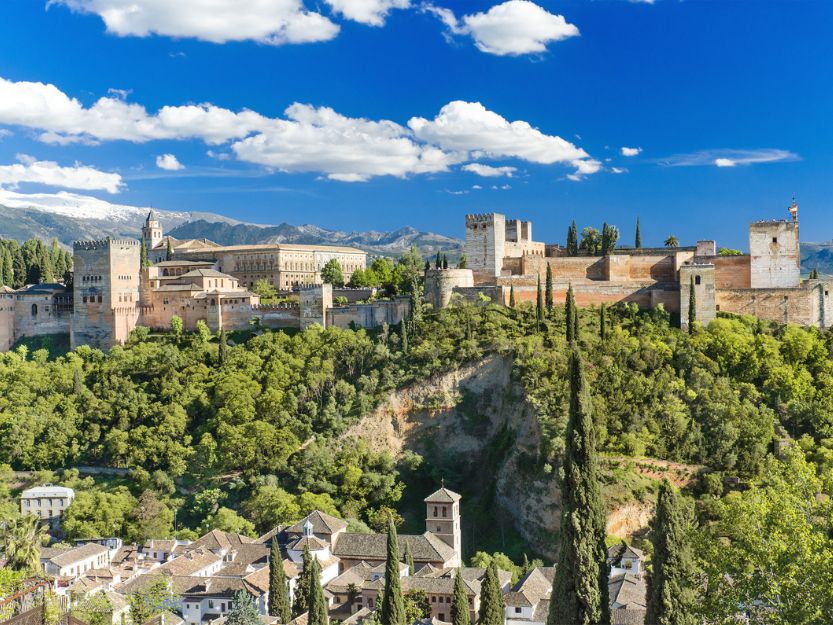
[[142, 210, 163, 255]]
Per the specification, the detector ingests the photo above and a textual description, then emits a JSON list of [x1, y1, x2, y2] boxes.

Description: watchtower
[[465, 213, 505, 278], [749, 200, 800, 289], [424, 486, 462, 567]]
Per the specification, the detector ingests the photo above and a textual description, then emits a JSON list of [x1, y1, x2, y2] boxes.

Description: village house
[[20, 485, 75, 530]]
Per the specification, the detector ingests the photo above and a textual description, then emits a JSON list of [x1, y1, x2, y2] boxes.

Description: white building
[[43, 542, 110, 579], [20, 485, 75, 529]]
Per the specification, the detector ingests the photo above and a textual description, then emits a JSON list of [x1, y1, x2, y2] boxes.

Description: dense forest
[[0, 237, 73, 288], [1, 285, 832, 619]]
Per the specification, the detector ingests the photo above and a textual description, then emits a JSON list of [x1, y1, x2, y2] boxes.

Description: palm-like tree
[[664, 234, 680, 248], [1, 515, 48, 573]]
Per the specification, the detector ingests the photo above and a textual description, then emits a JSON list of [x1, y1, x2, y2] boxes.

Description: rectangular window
[[772, 237, 778, 244], [695, 275, 701, 285]]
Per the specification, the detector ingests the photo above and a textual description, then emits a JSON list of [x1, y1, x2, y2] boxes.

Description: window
[[442, 506, 447, 518], [772, 237, 778, 244], [209, 601, 214, 609], [695, 275, 701, 285], [31, 304, 37, 316], [515, 607, 522, 614]]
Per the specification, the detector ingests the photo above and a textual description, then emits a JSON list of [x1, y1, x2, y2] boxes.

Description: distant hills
[[801, 242, 833, 276]]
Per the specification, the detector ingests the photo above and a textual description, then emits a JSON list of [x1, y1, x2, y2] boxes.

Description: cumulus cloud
[[461, 163, 516, 177], [410, 101, 597, 178], [49, 0, 340, 45], [620, 146, 641, 156], [0, 154, 123, 193], [426, 0, 579, 56], [156, 153, 184, 170], [661, 148, 799, 168], [325, 0, 409, 26]]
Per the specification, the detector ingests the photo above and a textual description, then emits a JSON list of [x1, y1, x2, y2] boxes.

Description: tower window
[[695, 275, 701, 285], [772, 237, 778, 244]]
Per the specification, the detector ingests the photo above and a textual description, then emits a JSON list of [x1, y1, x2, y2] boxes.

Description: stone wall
[[327, 297, 410, 330], [749, 220, 800, 288], [12, 293, 72, 345], [708, 255, 752, 289], [504, 281, 680, 312], [680, 264, 717, 329], [300, 284, 332, 329], [717, 281, 833, 327], [424, 269, 474, 309]]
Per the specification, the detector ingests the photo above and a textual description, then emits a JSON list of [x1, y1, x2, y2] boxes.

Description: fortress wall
[[749, 220, 800, 289], [709, 255, 752, 289], [717, 285, 821, 327], [506, 282, 674, 311], [522, 256, 607, 281], [504, 241, 545, 258], [466, 214, 505, 278], [626, 254, 678, 281], [607, 255, 630, 281], [501, 257, 523, 276], [451, 286, 507, 306], [424, 269, 474, 309], [13, 297, 71, 342], [257, 306, 301, 329], [328, 297, 410, 330]]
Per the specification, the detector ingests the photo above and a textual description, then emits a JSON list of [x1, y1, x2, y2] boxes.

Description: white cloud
[[662, 149, 799, 168], [426, 0, 579, 56], [611, 166, 627, 174], [472, 184, 482, 189], [620, 146, 641, 156], [0, 129, 11, 140], [409, 101, 597, 178], [461, 163, 516, 177], [0, 154, 123, 193], [156, 153, 184, 170], [325, 0, 409, 26], [49, 0, 340, 45]]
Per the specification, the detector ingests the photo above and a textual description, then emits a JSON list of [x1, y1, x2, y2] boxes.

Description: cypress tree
[[405, 542, 414, 576], [567, 220, 579, 256], [269, 541, 291, 622], [599, 303, 606, 341], [218, 329, 228, 365], [458, 254, 467, 269], [451, 568, 471, 625], [400, 321, 408, 355], [140, 235, 149, 268], [601, 223, 610, 256], [688, 276, 696, 334], [645, 480, 698, 625], [380, 518, 406, 625], [292, 546, 312, 617], [307, 557, 328, 625], [442, 254, 449, 269], [424, 260, 431, 272], [536, 275, 544, 325], [12, 247, 25, 288], [509, 285, 516, 309], [435, 252, 442, 269], [545, 264, 554, 312], [1, 247, 12, 287], [38, 241, 54, 283], [810, 268, 819, 279], [166, 237, 174, 261], [478, 560, 504, 625], [565, 284, 576, 343], [548, 348, 610, 625], [635, 217, 642, 249]]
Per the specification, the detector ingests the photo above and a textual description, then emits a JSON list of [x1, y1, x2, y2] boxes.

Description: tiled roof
[[333, 532, 456, 564], [612, 608, 647, 625], [608, 573, 646, 610], [49, 543, 108, 567], [324, 562, 374, 594], [423, 488, 461, 504], [179, 269, 235, 279], [287, 613, 309, 625], [146, 540, 178, 552], [156, 549, 219, 576], [505, 567, 555, 608], [287, 536, 328, 552], [41, 546, 72, 560], [607, 543, 645, 563], [286, 511, 347, 536], [187, 530, 253, 553]]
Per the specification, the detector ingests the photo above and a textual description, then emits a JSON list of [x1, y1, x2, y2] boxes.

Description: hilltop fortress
[[0, 213, 409, 352], [426, 200, 833, 329]]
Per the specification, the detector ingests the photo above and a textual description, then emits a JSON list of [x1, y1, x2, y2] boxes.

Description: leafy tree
[[127, 576, 175, 625], [549, 348, 610, 625], [718, 248, 743, 256], [128, 489, 174, 542], [0, 515, 48, 572], [664, 234, 679, 248], [63, 489, 136, 540], [269, 540, 291, 622], [645, 481, 699, 625], [293, 546, 313, 617], [635, 217, 642, 249], [321, 259, 344, 287], [545, 264, 554, 312], [227, 590, 260, 625], [202, 507, 256, 537], [404, 589, 431, 622], [451, 568, 471, 625], [170, 315, 183, 338], [380, 518, 406, 625], [307, 557, 328, 625], [195, 320, 211, 345], [72, 593, 113, 625], [478, 560, 504, 625], [253, 279, 278, 303], [580, 227, 601, 255]]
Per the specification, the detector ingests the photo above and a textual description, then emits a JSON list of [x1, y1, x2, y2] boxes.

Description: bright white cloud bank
[[0, 154, 123, 193], [427, 0, 579, 56], [325, 0, 409, 26], [0, 76, 599, 182], [156, 153, 184, 171], [462, 163, 516, 177], [48, 0, 340, 45]]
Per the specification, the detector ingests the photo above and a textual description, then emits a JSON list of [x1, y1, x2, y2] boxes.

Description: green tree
[[435, 252, 442, 269], [72, 592, 113, 625], [567, 220, 579, 256], [478, 560, 504, 625], [0, 515, 48, 573], [509, 285, 516, 308], [293, 546, 313, 617], [580, 227, 601, 255], [664, 234, 679, 248], [645, 481, 699, 625], [227, 590, 260, 625], [307, 557, 328, 625], [536, 275, 544, 325], [217, 329, 228, 365], [1, 247, 13, 287], [688, 276, 696, 334], [405, 542, 415, 575], [380, 518, 406, 625], [128, 490, 174, 542], [565, 284, 577, 343], [400, 321, 408, 355], [321, 258, 344, 287], [545, 264, 554, 312], [404, 590, 431, 622], [452, 568, 471, 625], [195, 320, 211, 345], [458, 254, 467, 269], [128, 576, 175, 625], [170, 315, 183, 338], [599, 303, 606, 341], [165, 238, 174, 261], [253, 279, 278, 303], [635, 217, 642, 249], [548, 348, 610, 625], [442, 254, 449, 269], [202, 507, 255, 537], [269, 540, 291, 622], [140, 235, 149, 269], [809, 268, 819, 279]]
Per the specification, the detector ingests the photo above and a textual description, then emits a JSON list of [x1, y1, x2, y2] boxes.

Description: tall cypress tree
[[545, 264, 554, 312], [140, 234, 149, 268], [536, 275, 544, 325], [380, 519, 406, 625], [307, 557, 328, 625], [565, 284, 576, 343], [405, 542, 414, 576], [688, 276, 696, 334], [12, 246, 25, 288], [400, 321, 408, 355], [635, 217, 642, 249], [166, 237, 174, 261], [218, 329, 228, 366], [1, 248, 13, 287], [435, 252, 442, 269], [451, 568, 471, 625], [567, 220, 579, 256], [442, 254, 449, 269], [548, 348, 610, 625], [509, 285, 516, 309], [292, 546, 312, 617], [645, 480, 698, 625], [478, 560, 504, 625], [269, 541, 291, 622], [599, 303, 606, 341], [601, 223, 610, 256]]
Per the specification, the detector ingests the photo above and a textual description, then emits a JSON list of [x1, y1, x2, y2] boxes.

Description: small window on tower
[[695, 275, 701, 285], [772, 237, 778, 244]]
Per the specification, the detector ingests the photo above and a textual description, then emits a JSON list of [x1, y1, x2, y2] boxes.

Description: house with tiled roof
[[609, 572, 647, 625], [607, 543, 645, 577], [44, 543, 110, 580], [505, 567, 555, 625]]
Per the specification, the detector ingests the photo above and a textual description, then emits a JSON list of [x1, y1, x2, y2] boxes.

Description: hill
[[801, 241, 833, 276]]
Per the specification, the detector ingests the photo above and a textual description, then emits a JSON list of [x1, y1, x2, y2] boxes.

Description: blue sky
[[0, 0, 831, 248]]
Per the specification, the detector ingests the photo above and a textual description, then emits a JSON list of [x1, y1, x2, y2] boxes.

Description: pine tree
[[166, 237, 174, 261], [509, 285, 516, 309], [405, 542, 414, 576], [688, 276, 696, 334], [292, 546, 312, 617], [269, 541, 291, 622], [478, 560, 504, 625], [38, 241, 54, 283], [810, 268, 819, 279], [565, 284, 576, 343], [12, 247, 25, 288], [599, 303, 606, 341], [307, 557, 328, 625], [548, 348, 610, 625], [536, 275, 544, 325], [451, 568, 471, 625], [424, 260, 431, 272], [380, 518, 406, 625], [400, 321, 408, 355], [545, 264, 554, 312], [645, 480, 699, 625], [635, 217, 642, 249], [442, 254, 449, 269]]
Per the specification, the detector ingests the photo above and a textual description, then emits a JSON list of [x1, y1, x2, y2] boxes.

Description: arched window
[[31, 303, 38, 316]]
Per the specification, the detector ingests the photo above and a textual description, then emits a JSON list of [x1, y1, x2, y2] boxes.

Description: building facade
[[20, 485, 75, 529]]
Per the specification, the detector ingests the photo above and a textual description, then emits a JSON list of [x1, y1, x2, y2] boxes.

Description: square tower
[[71, 238, 141, 349], [749, 220, 800, 289], [424, 486, 462, 566], [465, 213, 506, 278], [142, 210, 164, 254]]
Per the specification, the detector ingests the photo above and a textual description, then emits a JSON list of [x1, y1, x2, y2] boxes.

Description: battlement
[[465, 213, 502, 226], [750, 219, 798, 228], [73, 238, 141, 251], [251, 303, 300, 310]]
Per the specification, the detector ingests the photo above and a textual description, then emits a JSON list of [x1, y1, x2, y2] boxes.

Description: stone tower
[[71, 238, 141, 349], [465, 213, 506, 279], [142, 210, 163, 256], [679, 263, 716, 330], [424, 486, 462, 566], [749, 201, 800, 289]]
